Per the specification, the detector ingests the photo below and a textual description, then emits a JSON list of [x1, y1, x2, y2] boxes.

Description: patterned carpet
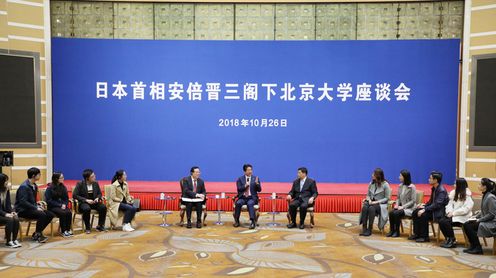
[[0, 211, 495, 277]]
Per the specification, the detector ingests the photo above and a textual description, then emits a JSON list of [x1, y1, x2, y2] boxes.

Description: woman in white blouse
[[438, 178, 474, 248]]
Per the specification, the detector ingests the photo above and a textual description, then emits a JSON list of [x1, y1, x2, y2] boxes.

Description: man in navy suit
[[287, 167, 318, 229], [181, 166, 207, 229], [234, 164, 262, 229], [409, 171, 449, 242]]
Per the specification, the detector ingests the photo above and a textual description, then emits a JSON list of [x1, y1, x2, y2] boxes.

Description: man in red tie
[[181, 166, 206, 229], [234, 164, 262, 229]]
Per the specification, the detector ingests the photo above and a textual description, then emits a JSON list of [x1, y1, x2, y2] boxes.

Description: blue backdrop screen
[[52, 38, 460, 183]]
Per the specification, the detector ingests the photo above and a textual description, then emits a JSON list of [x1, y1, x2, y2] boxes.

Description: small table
[[154, 196, 176, 227], [209, 195, 230, 225], [265, 196, 282, 226]]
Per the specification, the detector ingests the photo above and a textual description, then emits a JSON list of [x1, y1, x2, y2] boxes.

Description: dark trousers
[[79, 202, 107, 229], [438, 216, 462, 239], [411, 208, 433, 238], [389, 209, 405, 232], [360, 202, 381, 230], [119, 203, 137, 224], [234, 197, 256, 221], [17, 209, 55, 234], [463, 220, 481, 248], [49, 207, 72, 232], [289, 197, 309, 224], [185, 201, 202, 223], [0, 215, 20, 241]]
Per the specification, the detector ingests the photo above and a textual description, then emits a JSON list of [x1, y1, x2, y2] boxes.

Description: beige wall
[[0, 0, 52, 185], [460, 0, 496, 191]]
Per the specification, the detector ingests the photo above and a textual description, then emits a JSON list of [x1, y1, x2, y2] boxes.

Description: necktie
[[193, 179, 197, 193], [245, 177, 250, 197]]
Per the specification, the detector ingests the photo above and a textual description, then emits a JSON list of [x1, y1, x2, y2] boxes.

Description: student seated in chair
[[233, 164, 262, 229], [15, 167, 54, 243], [287, 167, 318, 229], [409, 171, 449, 243], [73, 169, 107, 234], [388, 169, 416, 238], [0, 173, 21, 248], [181, 166, 206, 229], [45, 172, 73, 238], [108, 169, 136, 232], [438, 177, 473, 248], [359, 168, 391, 236], [463, 178, 496, 255]]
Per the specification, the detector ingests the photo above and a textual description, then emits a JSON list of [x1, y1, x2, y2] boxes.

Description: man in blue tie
[[287, 167, 318, 229], [233, 164, 262, 229]]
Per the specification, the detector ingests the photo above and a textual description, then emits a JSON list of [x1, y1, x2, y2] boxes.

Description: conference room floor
[[0, 211, 493, 277]]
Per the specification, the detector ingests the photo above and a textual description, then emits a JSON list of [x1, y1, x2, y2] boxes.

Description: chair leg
[[436, 223, 441, 244], [310, 212, 315, 228], [256, 210, 260, 226], [483, 237, 488, 247], [18, 223, 23, 241], [409, 219, 413, 236], [179, 209, 185, 226], [400, 221, 404, 234], [202, 209, 207, 226], [90, 215, 95, 228], [430, 222, 436, 240], [51, 222, 54, 237], [26, 221, 31, 236]]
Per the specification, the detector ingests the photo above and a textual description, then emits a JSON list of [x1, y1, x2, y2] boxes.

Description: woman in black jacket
[[45, 172, 73, 237], [0, 173, 21, 248]]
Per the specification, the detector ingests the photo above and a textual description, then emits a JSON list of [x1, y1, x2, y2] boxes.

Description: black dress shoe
[[441, 238, 457, 248], [31, 232, 40, 241], [249, 222, 256, 229], [408, 235, 418, 240], [287, 223, 297, 229], [391, 231, 400, 238], [37, 234, 48, 243], [196, 222, 202, 229], [233, 221, 240, 228], [186, 221, 192, 229], [96, 226, 107, 232], [359, 230, 372, 236], [463, 246, 476, 253], [386, 231, 394, 237], [299, 224, 305, 229], [415, 237, 430, 243], [465, 246, 483, 255]]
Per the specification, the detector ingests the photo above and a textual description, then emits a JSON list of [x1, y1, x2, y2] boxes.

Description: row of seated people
[[0, 168, 137, 247], [360, 168, 496, 255], [0, 164, 318, 247], [179, 164, 318, 230]]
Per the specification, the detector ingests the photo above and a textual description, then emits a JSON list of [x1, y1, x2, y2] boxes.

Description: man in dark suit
[[234, 164, 262, 229], [181, 166, 207, 229], [409, 171, 449, 242], [287, 167, 318, 229], [15, 167, 54, 243], [73, 169, 107, 234]]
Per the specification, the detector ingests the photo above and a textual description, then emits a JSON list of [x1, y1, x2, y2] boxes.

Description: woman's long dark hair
[[112, 169, 125, 184], [0, 173, 9, 193], [400, 169, 412, 186], [481, 178, 496, 198], [50, 172, 65, 198], [372, 168, 386, 185], [454, 178, 468, 202]]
